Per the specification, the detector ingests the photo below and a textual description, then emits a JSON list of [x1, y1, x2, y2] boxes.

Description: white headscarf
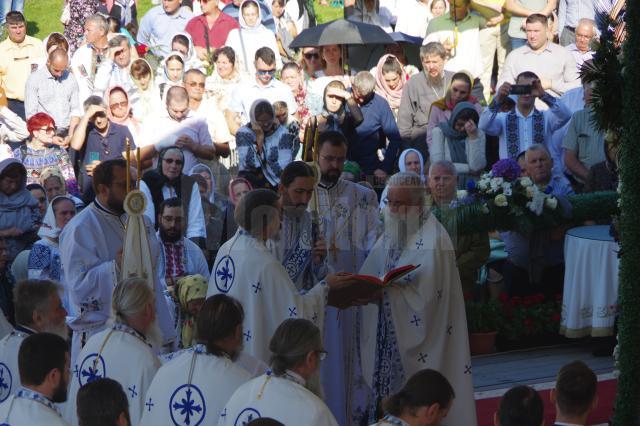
[[37, 195, 75, 241]]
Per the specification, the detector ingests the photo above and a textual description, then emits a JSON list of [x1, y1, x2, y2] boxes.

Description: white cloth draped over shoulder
[[206, 230, 328, 364], [0, 329, 32, 402], [0, 390, 69, 426], [64, 324, 161, 426], [359, 212, 477, 426], [219, 372, 338, 426], [141, 344, 251, 426]]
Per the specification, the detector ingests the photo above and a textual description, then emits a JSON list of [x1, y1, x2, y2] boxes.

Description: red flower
[[551, 313, 561, 322], [136, 44, 148, 56], [534, 293, 545, 303], [499, 293, 509, 303], [555, 293, 563, 301], [523, 296, 533, 306], [510, 296, 522, 306], [463, 291, 473, 301], [523, 318, 533, 328]]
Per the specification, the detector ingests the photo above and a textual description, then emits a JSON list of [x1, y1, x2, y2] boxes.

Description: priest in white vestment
[[0, 280, 68, 401], [64, 278, 162, 426], [59, 159, 176, 366], [220, 318, 338, 426], [206, 189, 357, 365], [141, 294, 251, 426], [313, 131, 380, 425], [269, 161, 329, 292], [359, 172, 477, 426], [0, 333, 71, 426]]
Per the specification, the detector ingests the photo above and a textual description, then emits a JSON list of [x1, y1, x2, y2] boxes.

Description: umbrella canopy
[[389, 32, 424, 45], [289, 18, 395, 49]]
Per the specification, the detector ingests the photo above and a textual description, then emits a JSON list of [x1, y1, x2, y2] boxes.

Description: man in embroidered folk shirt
[[479, 71, 572, 161], [64, 278, 162, 426], [269, 161, 328, 292], [313, 131, 379, 426], [220, 319, 338, 426], [141, 294, 252, 426], [359, 172, 476, 426], [0, 333, 70, 425], [0, 280, 68, 400]]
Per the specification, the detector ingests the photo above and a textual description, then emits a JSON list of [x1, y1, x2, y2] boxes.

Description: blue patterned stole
[[505, 109, 545, 159]]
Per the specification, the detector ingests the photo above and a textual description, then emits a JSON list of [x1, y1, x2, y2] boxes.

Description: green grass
[[21, 0, 342, 40]]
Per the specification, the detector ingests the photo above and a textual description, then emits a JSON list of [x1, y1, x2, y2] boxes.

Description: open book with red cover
[[328, 264, 420, 309]]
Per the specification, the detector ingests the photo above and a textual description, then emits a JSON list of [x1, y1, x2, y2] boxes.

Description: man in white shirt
[[220, 318, 338, 426], [0, 280, 68, 401], [0, 333, 70, 426], [139, 86, 218, 172], [565, 18, 596, 71], [225, 47, 296, 134], [92, 35, 136, 96], [71, 14, 110, 104]]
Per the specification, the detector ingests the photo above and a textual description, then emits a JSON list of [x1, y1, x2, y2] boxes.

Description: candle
[[136, 147, 141, 188], [125, 138, 131, 193]]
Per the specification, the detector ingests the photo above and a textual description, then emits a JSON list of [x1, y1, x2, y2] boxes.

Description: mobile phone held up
[[510, 84, 532, 95]]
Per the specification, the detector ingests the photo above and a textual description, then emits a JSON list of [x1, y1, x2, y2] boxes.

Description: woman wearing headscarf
[[175, 274, 208, 348], [141, 147, 206, 243], [236, 99, 298, 190], [129, 58, 161, 124], [206, 47, 245, 113], [430, 101, 486, 188], [374, 54, 406, 118], [170, 32, 205, 72], [40, 167, 85, 210], [156, 52, 186, 101], [105, 85, 141, 141], [27, 196, 77, 311], [379, 148, 427, 208], [15, 112, 79, 196], [225, 0, 282, 75], [0, 159, 41, 263], [312, 80, 364, 135], [426, 71, 482, 148]]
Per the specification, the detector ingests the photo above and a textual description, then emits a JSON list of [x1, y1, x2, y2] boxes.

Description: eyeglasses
[[256, 69, 276, 76], [304, 52, 320, 60], [187, 81, 206, 88], [316, 350, 328, 361], [110, 101, 128, 110], [38, 126, 56, 134], [163, 158, 184, 165]]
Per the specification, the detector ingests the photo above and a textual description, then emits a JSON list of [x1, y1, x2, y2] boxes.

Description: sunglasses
[[304, 52, 320, 60], [110, 101, 128, 109], [38, 126, 56, 134], [256, 69, 276, 76], [163, 158, 184, 165]]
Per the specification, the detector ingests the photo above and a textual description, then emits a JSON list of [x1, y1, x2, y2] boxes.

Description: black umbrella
[[289, 19, 395, 49]]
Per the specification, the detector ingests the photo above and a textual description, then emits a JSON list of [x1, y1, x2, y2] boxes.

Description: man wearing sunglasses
[[225, 47, 296, 135], [70, 96, 135, 196]]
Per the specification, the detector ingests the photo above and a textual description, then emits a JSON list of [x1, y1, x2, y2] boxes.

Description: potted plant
[[466, 299, 502, 355]]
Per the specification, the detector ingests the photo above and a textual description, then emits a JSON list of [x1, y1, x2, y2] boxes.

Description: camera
[[510, 84, 532, 95]]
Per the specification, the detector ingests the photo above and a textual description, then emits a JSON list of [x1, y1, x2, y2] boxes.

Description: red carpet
[[475, 378, 617, 426]]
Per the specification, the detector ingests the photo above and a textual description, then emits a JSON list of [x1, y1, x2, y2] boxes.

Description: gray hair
[[352, 71, 376, 97], [14, 280, 62, 327], [577, 18, 596, 34], [387, 172, 426, 205], [112, 278, 155, 324], [269, 319, 322, 376], [420, 42, 447, 61], [428, 160, 458, 177], [85, 14, 109, 35], [524, 143, 551, 162], [83, 95, 107, 111], [108, 34, 130, 48]]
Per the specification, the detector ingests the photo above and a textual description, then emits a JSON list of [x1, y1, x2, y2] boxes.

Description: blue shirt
[[558, 0, 595, 30], [81, 121, 134, 193], [222, 1, 275, 32], [136, 6, 194, 56], [347, 93, 402, 175]]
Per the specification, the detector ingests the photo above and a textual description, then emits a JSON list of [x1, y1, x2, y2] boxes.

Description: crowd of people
[[0, 0, 609, 424]]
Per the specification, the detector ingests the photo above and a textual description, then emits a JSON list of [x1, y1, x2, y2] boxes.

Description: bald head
[[47, 48, 68, 78]]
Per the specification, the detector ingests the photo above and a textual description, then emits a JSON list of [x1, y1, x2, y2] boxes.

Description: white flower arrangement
[[545, 197, 558, 210], [494, 194, 509, 207]]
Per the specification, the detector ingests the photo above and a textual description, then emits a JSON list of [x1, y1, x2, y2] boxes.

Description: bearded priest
[[359, 172, 477, 426]]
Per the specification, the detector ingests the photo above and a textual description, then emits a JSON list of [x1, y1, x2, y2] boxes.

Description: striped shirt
[[24, 66, 82, 129]]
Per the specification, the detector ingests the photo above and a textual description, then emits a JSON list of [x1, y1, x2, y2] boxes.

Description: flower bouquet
[[497, 292, 562, 342]]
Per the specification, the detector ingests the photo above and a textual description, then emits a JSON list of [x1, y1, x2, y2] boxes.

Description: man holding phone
[[479, 71, 572, 160], [69, 96, 134, 196]]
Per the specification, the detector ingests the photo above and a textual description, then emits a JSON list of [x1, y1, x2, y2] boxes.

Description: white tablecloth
[[560, 225, 619, 338]]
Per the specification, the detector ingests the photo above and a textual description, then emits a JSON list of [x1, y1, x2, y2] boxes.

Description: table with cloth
[[560, 225, 619, 338]]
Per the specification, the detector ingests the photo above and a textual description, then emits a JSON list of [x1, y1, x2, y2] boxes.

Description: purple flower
[[467, 180, 477, 191], [491, 159, 521, 181], [544, 185, 552, 194]]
